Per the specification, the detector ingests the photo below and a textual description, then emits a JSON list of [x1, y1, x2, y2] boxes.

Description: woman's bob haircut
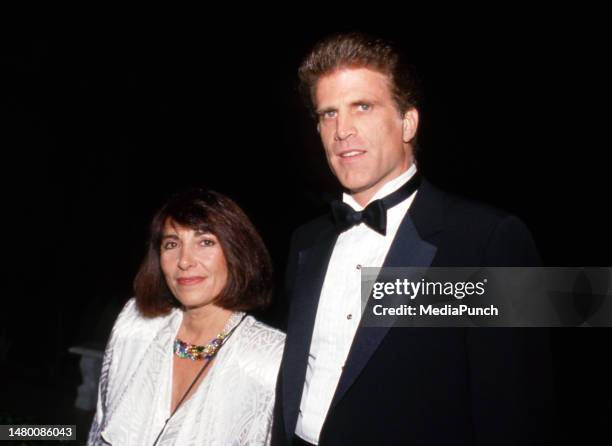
[[134, 188, 273, 318]]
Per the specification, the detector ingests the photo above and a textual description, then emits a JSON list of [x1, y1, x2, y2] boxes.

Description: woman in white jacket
[[88, 189, 285, 445]]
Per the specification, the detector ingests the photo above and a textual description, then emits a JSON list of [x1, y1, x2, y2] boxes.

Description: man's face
[[314, 67, 418, 205]]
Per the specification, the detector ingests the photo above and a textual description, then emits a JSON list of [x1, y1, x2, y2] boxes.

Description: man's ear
[[402, 108, 419, 143], [316, 122, 321, 133]]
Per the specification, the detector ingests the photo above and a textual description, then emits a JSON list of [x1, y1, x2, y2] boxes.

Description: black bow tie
[[330, 172, 421, 236]]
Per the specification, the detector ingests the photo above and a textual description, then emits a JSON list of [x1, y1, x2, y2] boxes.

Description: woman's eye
[[200, 238, 215, 247], [163, 241, 177, 250]]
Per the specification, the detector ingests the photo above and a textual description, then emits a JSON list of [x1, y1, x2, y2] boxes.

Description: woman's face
[[159, 219, 228, 310]]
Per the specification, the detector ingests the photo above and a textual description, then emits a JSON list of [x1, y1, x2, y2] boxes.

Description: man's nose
[[334, 113, 356, 141], [178, 247, 196, 270]]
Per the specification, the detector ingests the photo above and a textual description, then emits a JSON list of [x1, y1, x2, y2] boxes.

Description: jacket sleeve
[[87, 341, 112, 445], [470, 216, 555, 444], [87, 299, 135, 445], [276, 226, 305, 332], [466, 326, 556, 445], [482, 215, 542, 267]]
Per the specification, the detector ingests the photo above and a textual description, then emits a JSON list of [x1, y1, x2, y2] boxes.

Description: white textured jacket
[[88, 299, 285, 445]]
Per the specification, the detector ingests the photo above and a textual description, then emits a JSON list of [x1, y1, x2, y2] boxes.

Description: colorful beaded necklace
[[173, 331, 228, 360], [153, 314, 246, 446]]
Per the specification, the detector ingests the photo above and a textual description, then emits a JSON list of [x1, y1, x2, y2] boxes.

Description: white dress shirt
[[295, 165, 419, 444]]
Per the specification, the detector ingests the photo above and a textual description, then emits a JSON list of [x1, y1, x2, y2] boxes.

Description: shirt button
[[356, 264, 362, 270], [347, 314, 353, 320]]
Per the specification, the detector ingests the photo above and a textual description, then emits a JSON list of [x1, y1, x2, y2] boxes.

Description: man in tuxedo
[[272, 33, 554, 445]]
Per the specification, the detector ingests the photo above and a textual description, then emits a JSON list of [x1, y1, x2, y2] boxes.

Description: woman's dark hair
[[134, 188, 273, 318]]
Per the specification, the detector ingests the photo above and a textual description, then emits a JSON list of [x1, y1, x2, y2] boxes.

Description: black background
[[2, 17, 610, 444]]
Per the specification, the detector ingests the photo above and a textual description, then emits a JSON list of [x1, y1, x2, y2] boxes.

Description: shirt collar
[[343, 163, 417, 211]]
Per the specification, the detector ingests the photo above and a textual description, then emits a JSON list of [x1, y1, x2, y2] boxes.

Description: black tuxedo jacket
[[272, 179, 555, 446]]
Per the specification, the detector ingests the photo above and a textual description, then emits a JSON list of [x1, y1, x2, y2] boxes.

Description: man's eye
[[321, 110, 337, 119], [357, 103, 371, 111]]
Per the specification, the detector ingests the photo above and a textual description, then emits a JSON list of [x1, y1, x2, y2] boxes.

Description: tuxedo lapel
[[282, 225, 338, 441], [330, 182, 443, 410]]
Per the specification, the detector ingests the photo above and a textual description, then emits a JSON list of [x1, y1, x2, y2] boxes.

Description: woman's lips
[[176, 277, 205, 285]]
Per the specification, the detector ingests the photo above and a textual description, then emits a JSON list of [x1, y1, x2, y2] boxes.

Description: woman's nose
[[178, 248, 196, 270]]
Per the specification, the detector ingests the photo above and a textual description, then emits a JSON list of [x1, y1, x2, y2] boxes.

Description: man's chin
[[334, 173, 370, 193], [342, 180, 373, 195]]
